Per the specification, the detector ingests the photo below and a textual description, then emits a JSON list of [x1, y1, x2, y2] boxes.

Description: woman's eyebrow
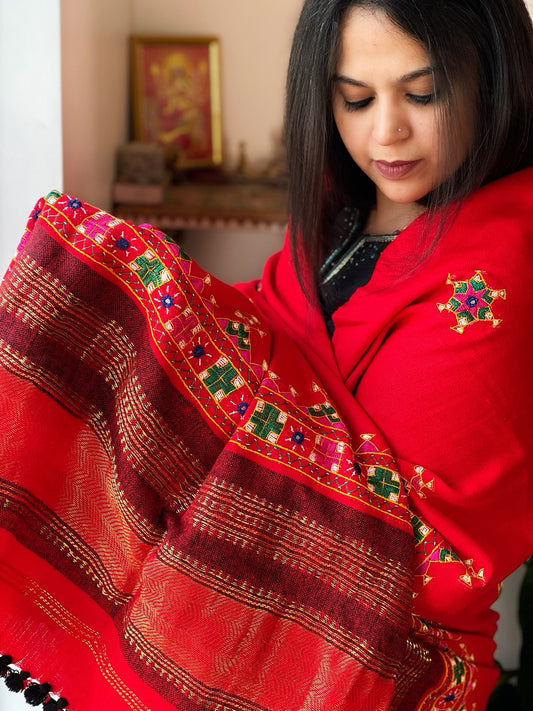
[[332, 66, 433, 86], [397, 66, 434, 82], [332, 75, 368, 87]]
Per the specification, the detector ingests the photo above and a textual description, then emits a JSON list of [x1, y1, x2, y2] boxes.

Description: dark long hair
[[285, 0, 533, 296]]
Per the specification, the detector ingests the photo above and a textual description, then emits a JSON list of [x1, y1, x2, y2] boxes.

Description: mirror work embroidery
[[437, 271, 506, 333]]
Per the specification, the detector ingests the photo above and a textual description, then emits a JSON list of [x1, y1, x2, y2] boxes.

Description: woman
[[0, 1, 531, 710], [241, 1, 533, 707]]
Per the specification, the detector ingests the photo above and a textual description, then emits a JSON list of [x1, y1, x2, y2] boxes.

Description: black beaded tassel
[[24, 682, 52, 706], [0, 652, 70, 709], [5, 669, 31, 692]]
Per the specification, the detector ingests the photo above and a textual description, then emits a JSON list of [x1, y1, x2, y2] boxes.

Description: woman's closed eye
[[342, 97, 373, 112], [407, 93, 435, 105], [342, 93, 435, 112]]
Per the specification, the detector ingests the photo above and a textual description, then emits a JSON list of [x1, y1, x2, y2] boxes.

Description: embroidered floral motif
[[403, 465, 434, 498], [192, 343, 206, 359], [130, 249, 172, 292], [414, 524, 485, 587], [354, 434, 402, 503], [437, 271, 506, 334], [46, 192, 88, 220], [229, 395, 249, 419], [432, 653, 477, 710], [286, 427, 306, 449], [78, 210, 120, 244], [407, 619, 478, 711]]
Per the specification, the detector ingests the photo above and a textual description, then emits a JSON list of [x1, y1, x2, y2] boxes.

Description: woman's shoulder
[[440, 168, 533, 268], [462, 167, 533, 230]]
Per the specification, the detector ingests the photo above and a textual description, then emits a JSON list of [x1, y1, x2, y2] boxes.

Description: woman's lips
[[374, 160, 421, 179]]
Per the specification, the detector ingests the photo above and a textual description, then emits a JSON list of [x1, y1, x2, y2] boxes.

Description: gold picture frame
[[130, 35, 222, 169]]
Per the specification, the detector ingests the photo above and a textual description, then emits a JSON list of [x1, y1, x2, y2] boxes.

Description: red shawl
[[0, 169, 531, 710], [239, 167, 533, 709], [0, 191, 413, 710]]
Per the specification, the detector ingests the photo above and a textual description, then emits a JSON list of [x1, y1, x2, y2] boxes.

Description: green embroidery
[[437, 271, 506, 334], [412, 515, 430, 543], [133, 253, 168, 289], [452, 657, 466, 684], [46, 189, 62, 203], [367, 466, 401, 501], [247, 402, 285, 441], [308, 403, 341, 423], [202, 361, 239, 397], [226, 321, 251, 350], [439, 548, 460, 564]]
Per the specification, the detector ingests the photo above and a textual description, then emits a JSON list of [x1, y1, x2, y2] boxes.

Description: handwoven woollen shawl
[[0, 191, 414, 711], [240, 166, 533, 710]]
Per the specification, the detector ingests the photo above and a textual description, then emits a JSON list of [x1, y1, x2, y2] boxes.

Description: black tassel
[[43, 697, 69, 710], [5, 669, 30, 692], [0, 655, 12, 676], [24, 681, 52, 705], [0, 655, 69, 709]]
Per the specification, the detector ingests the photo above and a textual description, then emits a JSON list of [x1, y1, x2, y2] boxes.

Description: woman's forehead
[[336, 6, 431, 78]]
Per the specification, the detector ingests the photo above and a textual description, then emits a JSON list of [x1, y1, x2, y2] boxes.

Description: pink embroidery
[[437, 271, 506, 333]]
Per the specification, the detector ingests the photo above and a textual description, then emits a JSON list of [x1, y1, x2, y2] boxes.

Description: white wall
[[0, 16, 61, 685], [0, 1, 63, 276], [58, 0, 297, 282], [493, 564, 527, 671], [59, 0, 303, 207]]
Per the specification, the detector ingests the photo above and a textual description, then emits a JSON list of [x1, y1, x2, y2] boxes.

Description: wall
[[129, 0, 304, 281], [494, 564, 527, 671], [61, 0, 132, 210], [57, 0, 302, 282], [59, 0, 303, 206], [0, 1, 63, 276], [0, 0, 132, 277], [0, 10, 61, 711], [131, 0, 302, 172]]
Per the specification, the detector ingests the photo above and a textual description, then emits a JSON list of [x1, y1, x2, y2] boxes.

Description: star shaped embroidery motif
[[437, 271, 506, 334]]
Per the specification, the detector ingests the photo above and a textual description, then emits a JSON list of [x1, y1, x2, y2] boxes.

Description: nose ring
[[397, 127, 403, 133]]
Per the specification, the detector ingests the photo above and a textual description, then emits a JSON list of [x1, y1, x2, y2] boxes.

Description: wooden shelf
[[114, 180, 288, 230]]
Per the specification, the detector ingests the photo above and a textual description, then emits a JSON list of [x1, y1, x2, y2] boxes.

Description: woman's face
[[331, 6, 470, 224]]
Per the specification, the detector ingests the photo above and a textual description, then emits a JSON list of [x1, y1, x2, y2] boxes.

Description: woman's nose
[[372, 103, 409, 145]]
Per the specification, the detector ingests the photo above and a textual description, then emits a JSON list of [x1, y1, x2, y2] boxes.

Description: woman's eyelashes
[[341, 93, 435, 112], [342, 97, 373, 111], [407, 93, 435, 105]]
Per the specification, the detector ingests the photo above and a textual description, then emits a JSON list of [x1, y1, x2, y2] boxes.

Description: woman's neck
[[364, 194, 426, 236]]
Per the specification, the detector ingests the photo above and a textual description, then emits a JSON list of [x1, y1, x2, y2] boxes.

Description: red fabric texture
[[0, 192, 413, 710], [0, 168, 531, 710], [239, 166, 533, 708]]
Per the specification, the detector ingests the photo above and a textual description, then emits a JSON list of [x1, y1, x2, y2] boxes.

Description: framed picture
[[130, 36, 222, 169]]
